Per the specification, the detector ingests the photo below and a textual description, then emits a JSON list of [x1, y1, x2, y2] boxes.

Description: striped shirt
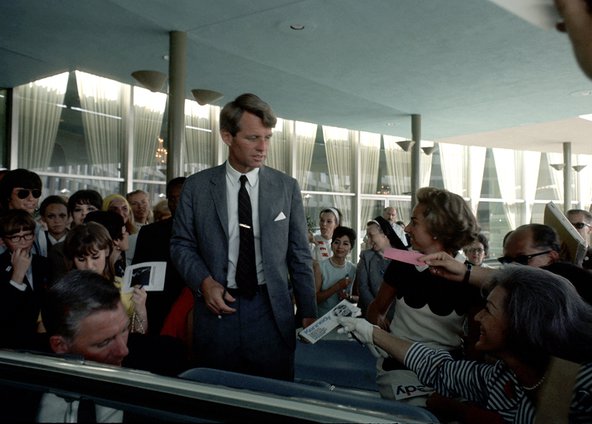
[[405, 343, 592, 423]]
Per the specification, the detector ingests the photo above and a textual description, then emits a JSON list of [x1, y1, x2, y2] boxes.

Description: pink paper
[[383, 248, 426, 266]]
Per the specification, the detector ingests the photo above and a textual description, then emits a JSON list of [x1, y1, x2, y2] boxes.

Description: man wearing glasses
[[566, 209, 592, 269], [498, 224, 560, 267], [499, 223, 592, 303]]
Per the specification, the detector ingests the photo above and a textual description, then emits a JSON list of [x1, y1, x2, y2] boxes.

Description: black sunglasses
[[16, 189, 41, 199], [497, 250, 552, 265], [572, 222, 591, 230]]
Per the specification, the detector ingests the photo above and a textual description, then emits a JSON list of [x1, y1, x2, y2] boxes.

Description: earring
[[432, 236, 438, 240]]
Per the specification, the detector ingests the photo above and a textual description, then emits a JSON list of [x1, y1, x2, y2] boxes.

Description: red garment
[[160, 287, 194, 343]]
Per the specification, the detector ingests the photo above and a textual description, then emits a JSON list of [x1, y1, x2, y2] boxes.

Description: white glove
[[337, 317, 375, 345], [337, 317, 390, 358]]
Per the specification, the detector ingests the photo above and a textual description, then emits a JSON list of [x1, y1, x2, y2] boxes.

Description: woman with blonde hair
[[102, 193, 138, 265]]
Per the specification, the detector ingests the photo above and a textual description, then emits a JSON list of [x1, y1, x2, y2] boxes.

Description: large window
[[9, 70, 592, 260]]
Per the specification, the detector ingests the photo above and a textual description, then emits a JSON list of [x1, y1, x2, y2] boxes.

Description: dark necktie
[[236, 175, 258, 297]]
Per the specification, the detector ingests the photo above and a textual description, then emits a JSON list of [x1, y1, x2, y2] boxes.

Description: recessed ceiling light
[[290, 24, 305, 30], [163, 55, 170, 61], [386, 122, 395, 127]]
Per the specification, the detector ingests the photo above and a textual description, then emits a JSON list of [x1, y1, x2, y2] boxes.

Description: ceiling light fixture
[[573, 165, 587, 172], [290, 24, 305, 30], [421, 145, 437, 155], [131, 70, 168, 92], [550, 163, 565, 171], [191, 89, 224, 106], [396, 140, 414, 152]]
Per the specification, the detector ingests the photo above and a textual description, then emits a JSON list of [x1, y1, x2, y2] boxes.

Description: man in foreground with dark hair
[[38, 270, 129, 422]]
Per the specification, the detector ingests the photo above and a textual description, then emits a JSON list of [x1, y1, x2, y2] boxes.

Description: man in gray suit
[[170, 93, 317, 380]]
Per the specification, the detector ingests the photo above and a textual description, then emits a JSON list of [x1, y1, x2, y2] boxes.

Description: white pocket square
[[274, 212, 286, 221]]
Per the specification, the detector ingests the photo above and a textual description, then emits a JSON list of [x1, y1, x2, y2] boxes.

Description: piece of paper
[[299, 300, 361, 344], [487, 0, 560, 29], [544, 202, 587, 266], [383, 248, 426, 266], [122, 261, 167, 293]]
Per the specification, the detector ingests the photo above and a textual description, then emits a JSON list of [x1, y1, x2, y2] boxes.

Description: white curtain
[[547, 152, 564, 205], [133, 86, 167, 178], [359, 131, 381, 222], [383, 135, 412, 217], [523, 151, 541, 222], [323, 125, 355, 226], [440, 143, 487, 213], [17, 72, 69, 170], [493, 148, 520, 230], [268, 118, 289, 172], [439, 143, 466, 197], [421, 147, 434, 188], [292, 121, 317, 190], [383, 135, 411, 196], [76, 70, 126, 179], [185, 100, 219, 174], [574, 154, 592, 210], [467, 146, 487, 214]]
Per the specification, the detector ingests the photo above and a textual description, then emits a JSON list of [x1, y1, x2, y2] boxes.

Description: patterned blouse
[[405, 343, 592, 423]]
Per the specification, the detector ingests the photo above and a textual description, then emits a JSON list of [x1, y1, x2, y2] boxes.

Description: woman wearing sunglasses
[[0, 168, 45, 257], [0, 168, 43, 215]]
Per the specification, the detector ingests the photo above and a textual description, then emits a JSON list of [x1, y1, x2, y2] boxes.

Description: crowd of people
[[6, 6, 592, 415]]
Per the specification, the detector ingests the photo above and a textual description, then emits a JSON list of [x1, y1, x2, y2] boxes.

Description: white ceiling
[[2, 0, 592, 153]]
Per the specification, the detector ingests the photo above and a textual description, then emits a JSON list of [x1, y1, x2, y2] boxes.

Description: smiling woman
[[313, 226, 357, 317], [339, 265, 592, 423], [366, 186, 483, 406]]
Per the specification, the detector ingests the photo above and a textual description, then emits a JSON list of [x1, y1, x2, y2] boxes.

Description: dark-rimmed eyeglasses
[[15, 189, 41, 199], [571, 222, 591, 230], [497, 250, 552, 265], [464, 248, 484, 254], [5, 232, 34, 243]]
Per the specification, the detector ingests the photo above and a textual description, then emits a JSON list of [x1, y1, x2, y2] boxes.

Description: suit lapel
[[210, 165, 229, 237], [258, 167, 276, 226]]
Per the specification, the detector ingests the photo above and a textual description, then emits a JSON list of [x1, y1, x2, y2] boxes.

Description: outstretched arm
[[420, 252, 497, 288], [337, 317, 411, 362]]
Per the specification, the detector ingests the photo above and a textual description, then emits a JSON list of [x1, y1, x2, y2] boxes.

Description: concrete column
[[563, 141, 572, 212], [410, 114, 421, 211], [167, 31, 187, 180]]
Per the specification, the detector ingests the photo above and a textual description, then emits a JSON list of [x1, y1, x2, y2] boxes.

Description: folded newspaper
[[299, 300, 361, 344]]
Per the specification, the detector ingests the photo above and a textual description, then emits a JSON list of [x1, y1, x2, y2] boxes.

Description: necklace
[[522, 374, 546, 391], [329, 257, 346, 268]]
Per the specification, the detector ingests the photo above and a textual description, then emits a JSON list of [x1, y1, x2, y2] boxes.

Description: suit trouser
[[192, 285, 294, 381]]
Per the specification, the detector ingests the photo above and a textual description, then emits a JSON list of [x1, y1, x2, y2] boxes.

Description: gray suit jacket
[[170, 163, 317, 347]]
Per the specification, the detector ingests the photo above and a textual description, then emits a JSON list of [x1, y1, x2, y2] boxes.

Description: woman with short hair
[[367, 187, 483, 405], [340, 265, 592, 423]]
